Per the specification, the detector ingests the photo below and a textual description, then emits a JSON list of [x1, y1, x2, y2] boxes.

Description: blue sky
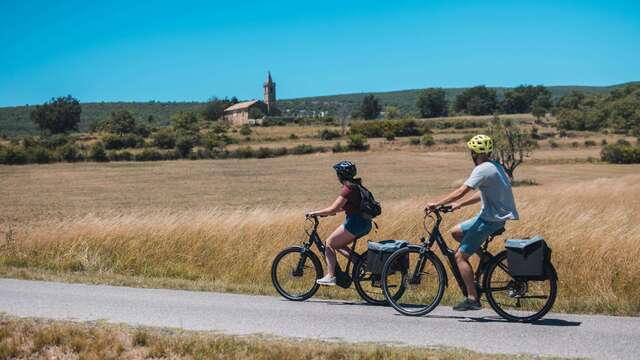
[[0, 0, 638, 106]]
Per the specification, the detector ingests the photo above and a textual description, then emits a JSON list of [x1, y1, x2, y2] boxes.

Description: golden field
[[1, 147, 639, 315]]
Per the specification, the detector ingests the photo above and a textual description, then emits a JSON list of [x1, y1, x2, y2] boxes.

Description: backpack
[[356, 184, 382, 220]]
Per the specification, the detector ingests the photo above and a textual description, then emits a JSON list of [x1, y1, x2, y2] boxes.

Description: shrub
[[272, 147, 288, 157], [409, 138, 421, 145], [239, 124, 252, 136], [28, 146, 52, 164], [58, 144, 82, 162], [175, 135, 195, 158], [319, 129, 341, 140], [347, 134, 369, 151], [256, 147, 273, 159], [584, 140, 597, 147], [289, 133, 299, 140], [0, 145, 27, 165], [571, 141, 579, 148], [40, 134, 70, 149], [232, 146, 256, 159], [332, 142, 348, 153], [601, 139, 608, 145], [549, 140, 560, 148], [103, 134, 144, 150], [152, 129, 177, 149], [108, 150, 133, 161], [441, 137, 459, 144], [89, 142, 109, 162], [617, 138, 631, 146], [421, 134, 435, 146], [349, 119, 423, 138], [601, 144, 640, 164], [291, 144, 318, 155], [384, 130, 395, 141], [134, 149, 164, 161]]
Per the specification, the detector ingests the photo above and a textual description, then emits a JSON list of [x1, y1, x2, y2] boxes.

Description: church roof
[[224, 100, 260, 112]]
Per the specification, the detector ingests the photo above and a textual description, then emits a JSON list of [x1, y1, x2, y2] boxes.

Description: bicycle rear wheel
[[483, 251, 557, 322], [381, 246, 446, 316], [353, 251, 406, 305], [271, 246, 322, 301]]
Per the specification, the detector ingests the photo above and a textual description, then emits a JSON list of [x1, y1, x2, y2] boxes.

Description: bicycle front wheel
[[381, 246, 446, 316], [483, 251, 557, 322], [271, 246, 322, 301]]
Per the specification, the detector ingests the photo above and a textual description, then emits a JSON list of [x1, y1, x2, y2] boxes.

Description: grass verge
[[0, 316, 549, 360]]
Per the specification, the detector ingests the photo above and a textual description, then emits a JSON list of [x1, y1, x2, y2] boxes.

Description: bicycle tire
[[271, 246, 323, 301], [381, 246, 447, 316]]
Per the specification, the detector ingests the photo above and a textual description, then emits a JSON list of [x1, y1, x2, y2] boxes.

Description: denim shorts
[[343, 213, 372, 238], [458, 214, 505, 255]]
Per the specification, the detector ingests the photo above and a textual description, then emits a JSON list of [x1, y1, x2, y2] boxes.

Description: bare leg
[[455, 250, 478, 300], [324, 225, 356, 277]]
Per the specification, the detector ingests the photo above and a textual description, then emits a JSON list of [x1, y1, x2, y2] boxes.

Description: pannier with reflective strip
[[505, 236, 550, 277], [367, 240, 408, 275]]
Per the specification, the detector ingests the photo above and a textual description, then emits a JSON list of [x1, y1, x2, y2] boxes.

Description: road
[[0, 278, 638, 359]]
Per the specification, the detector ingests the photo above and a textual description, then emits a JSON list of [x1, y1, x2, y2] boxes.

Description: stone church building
[[223, 72, 280, 125]]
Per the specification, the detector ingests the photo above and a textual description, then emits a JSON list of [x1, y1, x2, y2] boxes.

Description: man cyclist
[[426, 134, 519, 311]]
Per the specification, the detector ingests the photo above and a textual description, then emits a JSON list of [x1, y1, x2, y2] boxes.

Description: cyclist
[[306, 161, 372, 286], [426, 134, 518, 311]]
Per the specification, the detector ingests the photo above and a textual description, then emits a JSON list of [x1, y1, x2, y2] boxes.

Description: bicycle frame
[[420, 208, 496, 298], [295, 216, 358, 279]]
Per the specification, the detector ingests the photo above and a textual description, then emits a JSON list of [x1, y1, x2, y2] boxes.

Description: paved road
[[0, 279, 638, 359]]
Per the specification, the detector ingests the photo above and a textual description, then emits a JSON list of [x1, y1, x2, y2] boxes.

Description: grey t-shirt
[[464, 161, 519, 222]]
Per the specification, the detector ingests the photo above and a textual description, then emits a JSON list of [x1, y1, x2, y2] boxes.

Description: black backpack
[[356, 184, 382, 220]]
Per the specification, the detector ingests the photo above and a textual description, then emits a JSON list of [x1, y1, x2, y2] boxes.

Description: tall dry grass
[[1, 175, 639, 315]]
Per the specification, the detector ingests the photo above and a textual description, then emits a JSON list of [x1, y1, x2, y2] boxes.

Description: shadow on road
[[424, 314, 582, 327], [296, 299, 582, 327]]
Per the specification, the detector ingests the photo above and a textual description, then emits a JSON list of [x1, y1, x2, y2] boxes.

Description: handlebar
[[425, 205, 454, 216]]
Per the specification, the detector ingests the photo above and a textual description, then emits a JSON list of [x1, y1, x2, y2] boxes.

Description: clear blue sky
[[0, 0, 638, 107]]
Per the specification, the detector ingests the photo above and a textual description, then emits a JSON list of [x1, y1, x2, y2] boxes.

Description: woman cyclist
[[306, 161, 372, 286]]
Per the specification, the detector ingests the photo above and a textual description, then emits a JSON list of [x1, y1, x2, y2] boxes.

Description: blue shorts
[[343, 213, 372, 238], [458, 214, 505, 255]]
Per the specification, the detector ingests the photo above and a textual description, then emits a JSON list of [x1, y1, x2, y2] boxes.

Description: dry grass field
[[1, 147, 639, 315], [0, 316, 536, 360]]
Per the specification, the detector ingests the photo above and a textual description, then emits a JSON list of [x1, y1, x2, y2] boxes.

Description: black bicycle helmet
[[333, 160, 357, 180]]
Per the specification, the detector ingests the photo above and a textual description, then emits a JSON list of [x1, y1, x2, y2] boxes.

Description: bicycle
[[271, 215, 406, 305], [380, 205, 557, 322]]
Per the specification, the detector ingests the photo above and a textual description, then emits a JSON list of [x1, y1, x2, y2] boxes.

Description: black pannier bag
[[367, 240, 408, 275], [505, 236, 550, 278]]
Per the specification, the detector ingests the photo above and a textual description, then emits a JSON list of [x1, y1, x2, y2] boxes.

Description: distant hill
[[1, 82, 637, 136], [276, 82, 639, 117]]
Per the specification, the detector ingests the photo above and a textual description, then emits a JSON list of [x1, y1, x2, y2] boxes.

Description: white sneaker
[[316, 275, 336, 286]]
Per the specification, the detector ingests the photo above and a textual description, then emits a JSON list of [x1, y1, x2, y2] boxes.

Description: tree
[[384, 106, 400, 119], [454, 86, 497, 115], [172, 111, 199, 134], [31, 95, 81, 134], [360, 94, 381, 120], [487, 118, 536, 180], [107, 110, 136, 135], [201, 97, 232, 121], [500, 85, 551, 114], [416, 88, 448, 118]]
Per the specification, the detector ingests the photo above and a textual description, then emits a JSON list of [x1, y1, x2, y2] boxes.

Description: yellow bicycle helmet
[[467, 134, 493, 154]]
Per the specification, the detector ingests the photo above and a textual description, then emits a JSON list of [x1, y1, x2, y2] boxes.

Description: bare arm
[[426, 184, 473, 210], [307, 196, 348, 217], [451, 191, 481, 210]]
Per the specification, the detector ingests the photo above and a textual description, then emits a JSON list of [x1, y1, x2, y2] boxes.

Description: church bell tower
[[263, 71, 276, 114]]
